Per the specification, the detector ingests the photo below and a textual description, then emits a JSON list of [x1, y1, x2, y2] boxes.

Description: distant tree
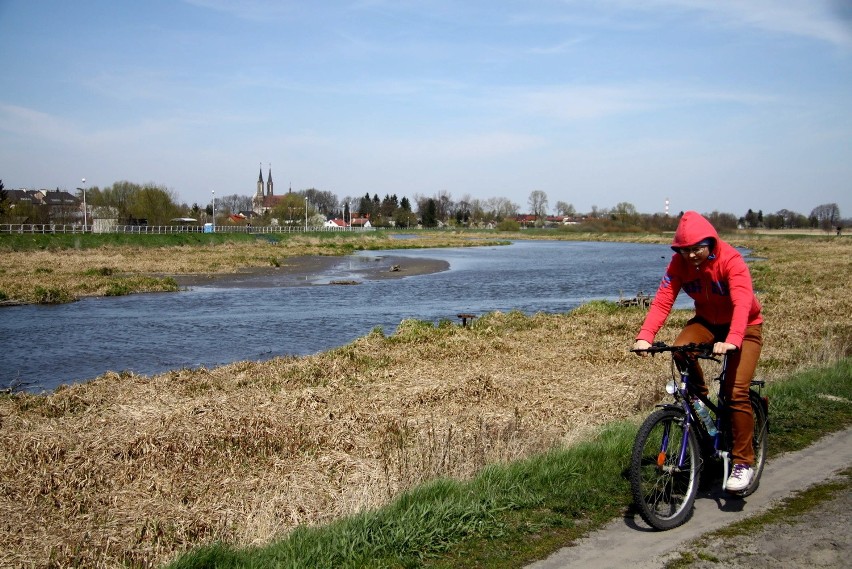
[[394, 196, 417, 228], [554, 201, 576, 217], [809, 203, 840, 232], [436, 190, 454, 222], [422, 198, 438, 228], [89, 180, 138, 223], [528, 190, 548, 221], [412, 191, 455, 223], [271, 192, 310, 225], [304, 188, 337, 215], [127, 184, 182, 225], [380, 194, 399, 219], [10, 199, 50, 224], [741, 208, 761, 229], [358, 193, 373, 219], [455, 195, 472, 226], [372, 194, 381, 223], [764, 212, 784, 230], [771, 208, 807, 229], [611, 202, 638, 225], [484, 197, 519, 221], [219, 194, 252, 215], [704, 211, 738, 231]]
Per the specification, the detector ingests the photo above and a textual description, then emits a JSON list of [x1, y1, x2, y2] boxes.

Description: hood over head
[[671, 211, 720, 252]]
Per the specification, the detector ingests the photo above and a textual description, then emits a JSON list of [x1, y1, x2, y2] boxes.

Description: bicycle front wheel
[[630, 407, 701, 530]]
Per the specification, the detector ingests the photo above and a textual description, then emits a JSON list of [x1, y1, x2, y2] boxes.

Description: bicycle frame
[[660, 350, 730, 483]]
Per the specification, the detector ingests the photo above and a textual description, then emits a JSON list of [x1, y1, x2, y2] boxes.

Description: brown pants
[[674, 319, 763, 466]]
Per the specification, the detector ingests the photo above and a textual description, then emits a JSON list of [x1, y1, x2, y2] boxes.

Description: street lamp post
[[304, 197, 308, 232], [211, 190, 216, 232], [76, 178, 87, 232]]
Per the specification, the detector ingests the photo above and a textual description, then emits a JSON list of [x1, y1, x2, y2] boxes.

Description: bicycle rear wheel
[[739, 391, 768, 496], [630, 407, 701, 530]]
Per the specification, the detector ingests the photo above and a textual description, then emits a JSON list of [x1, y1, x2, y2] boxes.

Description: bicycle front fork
[[719, 450, 731, 489]]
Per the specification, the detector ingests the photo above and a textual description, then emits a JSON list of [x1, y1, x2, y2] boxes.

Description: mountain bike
[[628, 342, 769, 530]]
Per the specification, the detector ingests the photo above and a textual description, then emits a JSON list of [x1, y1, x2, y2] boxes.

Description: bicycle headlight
[[665, 379, 678, 395]]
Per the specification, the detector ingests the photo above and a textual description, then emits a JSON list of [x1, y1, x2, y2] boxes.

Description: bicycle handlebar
[[631, 341, 721, 361]]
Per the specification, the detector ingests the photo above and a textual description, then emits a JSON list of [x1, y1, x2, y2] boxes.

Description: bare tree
[[528, 190, 548, 221], [611, 202, 638, 224], [809, 203, 840, 232], [484, 197, 519, 220], [554, 201, 576, 217], [304, 188, 337, 215], [219, 194, 252, 215]]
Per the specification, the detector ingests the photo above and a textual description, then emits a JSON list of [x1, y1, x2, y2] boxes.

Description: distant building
[[5, 188, 81, 224], [324, 218, 348, 228], [252, 165, 287, 215]]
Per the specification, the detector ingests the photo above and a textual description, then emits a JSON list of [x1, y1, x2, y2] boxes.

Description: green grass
[[0, 232, 265, 250], [167, 358, 852, 569]]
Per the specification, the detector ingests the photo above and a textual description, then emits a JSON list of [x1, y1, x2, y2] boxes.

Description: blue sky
[[1, 0, 851, 217]]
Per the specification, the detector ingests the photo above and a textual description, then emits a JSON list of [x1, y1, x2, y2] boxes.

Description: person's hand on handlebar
[[712, 342, 737, 355], [632, 339, 652, 356]]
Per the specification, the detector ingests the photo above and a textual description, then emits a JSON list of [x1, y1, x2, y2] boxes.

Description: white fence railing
[[0, 224, 374, 235]]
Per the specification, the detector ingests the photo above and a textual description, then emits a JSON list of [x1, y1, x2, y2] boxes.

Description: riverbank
[[0, 231, 498, 305], [0, 235, 849, 568], [169, 254, 450, 288]]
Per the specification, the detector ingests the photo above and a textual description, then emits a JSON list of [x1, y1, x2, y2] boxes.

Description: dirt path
[[527, 427, 852, 569]]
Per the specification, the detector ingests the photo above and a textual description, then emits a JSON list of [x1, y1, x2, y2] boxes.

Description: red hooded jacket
[[636, 211, 763, 347]]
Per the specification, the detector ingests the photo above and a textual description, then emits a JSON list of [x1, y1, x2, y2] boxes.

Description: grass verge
[[169, 357, 852, 569]]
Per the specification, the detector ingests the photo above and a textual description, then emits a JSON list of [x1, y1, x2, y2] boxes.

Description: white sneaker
[[726, 463, 754, 492]]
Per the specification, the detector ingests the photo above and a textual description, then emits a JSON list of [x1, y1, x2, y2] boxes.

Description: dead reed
[[0, 235, 849, 568]]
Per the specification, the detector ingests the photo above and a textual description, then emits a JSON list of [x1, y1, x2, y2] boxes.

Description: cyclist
[[632, 211, 763, 492]]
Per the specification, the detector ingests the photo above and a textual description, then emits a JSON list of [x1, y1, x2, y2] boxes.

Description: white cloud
[[603, 0, 852, 48], [0, 103, 78, 143]]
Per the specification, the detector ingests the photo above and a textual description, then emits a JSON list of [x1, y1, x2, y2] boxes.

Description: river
[[1, 240, 683, 392]]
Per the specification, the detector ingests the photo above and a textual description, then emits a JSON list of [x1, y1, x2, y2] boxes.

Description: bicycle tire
[[630, 407, 701, 530], [739, 391, 768, 497]]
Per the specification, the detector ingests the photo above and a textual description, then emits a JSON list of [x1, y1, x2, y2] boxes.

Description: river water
[[1, 240, 683, 392]]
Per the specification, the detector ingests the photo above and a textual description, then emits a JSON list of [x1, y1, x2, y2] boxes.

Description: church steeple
[[256, 163, 264, 197], [266, 164, 273, 197]]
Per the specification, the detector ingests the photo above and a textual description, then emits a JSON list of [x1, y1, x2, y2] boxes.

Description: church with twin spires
[[251, 164, 286, 215]]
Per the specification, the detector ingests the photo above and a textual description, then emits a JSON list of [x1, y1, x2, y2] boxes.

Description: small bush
[[85, 267, 115, 276], [496, 220, 520, 232], [105, 283, 133, 296], [33, 286, 73, 304]]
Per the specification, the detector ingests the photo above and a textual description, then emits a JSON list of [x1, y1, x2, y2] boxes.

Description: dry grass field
[[0, 234, 849, 568]]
